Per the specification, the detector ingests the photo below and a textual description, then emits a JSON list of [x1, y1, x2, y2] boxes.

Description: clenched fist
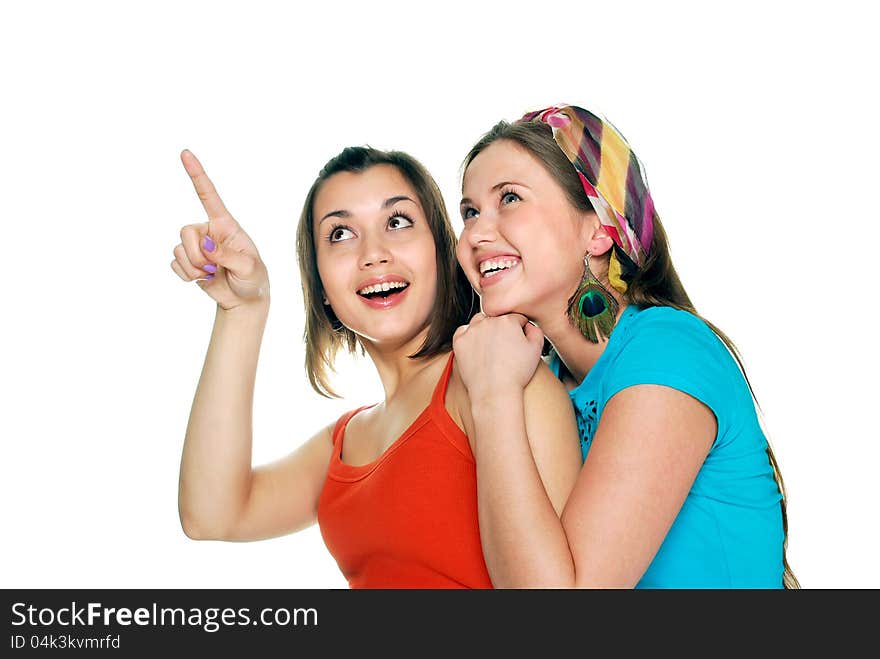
[[453, 312, 545, 403]]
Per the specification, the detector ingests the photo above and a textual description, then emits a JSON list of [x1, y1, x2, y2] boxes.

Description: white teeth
[[357, 281, 409, 295], [479, 258, 519, 275]]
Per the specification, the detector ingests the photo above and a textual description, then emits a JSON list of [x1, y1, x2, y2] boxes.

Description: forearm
[[472, 394, 576, 588], [178, 300, 269, 539]]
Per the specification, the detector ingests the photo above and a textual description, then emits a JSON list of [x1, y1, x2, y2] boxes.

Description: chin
[[478, 294, 516, 318], [352, 317, 432, 349]]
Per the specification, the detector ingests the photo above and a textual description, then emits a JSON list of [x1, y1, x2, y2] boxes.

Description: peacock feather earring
[[567, 252, 619, 343]]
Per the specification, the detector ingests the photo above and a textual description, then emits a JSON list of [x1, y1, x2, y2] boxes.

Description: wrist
[[216, 298, 270, 323], [469, 392, 527, 456], [468, 386, 524, 416]]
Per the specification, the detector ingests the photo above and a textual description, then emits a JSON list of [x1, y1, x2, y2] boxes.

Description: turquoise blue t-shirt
[[548, 305, 784, 588]]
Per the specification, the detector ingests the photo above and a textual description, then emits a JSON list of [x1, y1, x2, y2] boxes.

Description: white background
[[2, 1, 877, 589]]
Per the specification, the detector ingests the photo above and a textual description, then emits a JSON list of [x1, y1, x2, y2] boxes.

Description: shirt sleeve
[[602, 307, 744, 444]]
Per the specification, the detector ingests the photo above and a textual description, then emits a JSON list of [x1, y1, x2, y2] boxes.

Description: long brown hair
[[296, 146, 474, 398], [463, 120, 799, 589]]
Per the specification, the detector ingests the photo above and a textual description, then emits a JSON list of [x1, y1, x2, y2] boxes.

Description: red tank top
[[316, 353, 493, 589]]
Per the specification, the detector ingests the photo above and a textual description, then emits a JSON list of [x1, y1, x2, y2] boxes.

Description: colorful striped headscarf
[[521, 105, 655, 270]]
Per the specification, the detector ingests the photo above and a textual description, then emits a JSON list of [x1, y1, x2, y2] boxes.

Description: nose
[[464, 210, 499, 247], [358, 233, 392, 269]]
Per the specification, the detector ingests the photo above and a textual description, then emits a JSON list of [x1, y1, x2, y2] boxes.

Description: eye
[[328, 225, 355, 243], [501, 189, 521, 205], [387, 212, 414, 230], [461, 206, 478, 221]]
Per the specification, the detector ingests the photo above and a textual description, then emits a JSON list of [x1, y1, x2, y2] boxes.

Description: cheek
[[455, 235, 481, 286], [524, 235, 580, 287], [420, 246, 440, 297], [454, 240, 471, 274], [525, 207, 580, 255], [316, 253, 350, 302], [411, 233, 437, 271]]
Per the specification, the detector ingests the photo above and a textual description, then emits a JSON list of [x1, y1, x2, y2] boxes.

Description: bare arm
[[172, 150, 333, 541], [468, 382, 714, 587], [460, 360, 581, 587], [177, 302, 334, 541], [453, 314, 580, 587], [562, 385, 714, 587], [453, 313, 714, 588], [177, 303, 266, 539]]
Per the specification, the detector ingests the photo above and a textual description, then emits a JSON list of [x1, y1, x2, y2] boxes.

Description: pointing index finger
[[180, 149, 230, 220]]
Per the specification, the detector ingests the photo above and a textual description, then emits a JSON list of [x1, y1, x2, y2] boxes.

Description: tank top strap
[[330, 405, 375, 447], [429, 352, 456, 411]]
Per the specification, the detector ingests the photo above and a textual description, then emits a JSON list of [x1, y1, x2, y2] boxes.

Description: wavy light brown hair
[[296, 146, 474, 398], [463, 120, 799, 589]]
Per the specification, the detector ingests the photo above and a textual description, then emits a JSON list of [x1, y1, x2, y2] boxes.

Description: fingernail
[[204, 274, 214, 280], [203, 236, 216, 252], [202, 263, 217, 274]]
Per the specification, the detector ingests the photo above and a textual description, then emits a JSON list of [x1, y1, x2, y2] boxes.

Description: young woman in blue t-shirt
[[452, 104, 799, 588]]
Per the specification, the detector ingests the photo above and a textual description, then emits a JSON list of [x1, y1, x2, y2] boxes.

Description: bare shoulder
[[310, 419, 338, 450], [523, 359, 582, 515], [257, 419, 336, 482], [525, 359, 572, 404], [522, 359, 579, 449], [449, 358, 571, 430], [447, 358, 476, 452]]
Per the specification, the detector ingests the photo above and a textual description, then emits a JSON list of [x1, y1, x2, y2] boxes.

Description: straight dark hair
[[296, 146, 474, 398], [463, 120, 800, 589]]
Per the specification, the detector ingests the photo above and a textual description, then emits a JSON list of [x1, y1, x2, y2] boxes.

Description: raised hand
[[170, 150, 269, 310], [452, 312, 545, 403]]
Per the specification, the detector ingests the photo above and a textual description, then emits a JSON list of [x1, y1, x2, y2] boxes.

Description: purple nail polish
[[203, 236, 215, 252], [202, 263, 217, 274], [204, 274, 214, 280]]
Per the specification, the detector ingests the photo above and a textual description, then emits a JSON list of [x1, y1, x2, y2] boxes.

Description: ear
[[579, 211, 614, 256]]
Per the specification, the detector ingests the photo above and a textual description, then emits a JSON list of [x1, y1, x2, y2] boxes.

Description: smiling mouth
[[357, 281, 410, 300], [479, 258, 520, 278]]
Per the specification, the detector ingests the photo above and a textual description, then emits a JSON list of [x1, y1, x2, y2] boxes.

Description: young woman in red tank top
[[172, 146, 581, 588]]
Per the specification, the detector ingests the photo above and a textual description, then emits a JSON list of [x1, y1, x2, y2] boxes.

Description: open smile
[[356, 276, 411, 310], [478, 256, 521, 288]]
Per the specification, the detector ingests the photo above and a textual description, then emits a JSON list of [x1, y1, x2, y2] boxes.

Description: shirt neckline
[[327, 352, 458, 481], [557, 304, 641, 397]]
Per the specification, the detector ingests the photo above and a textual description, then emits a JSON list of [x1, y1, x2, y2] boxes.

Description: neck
[[536, 297, 628, 385], [361, 327, 445, 401]]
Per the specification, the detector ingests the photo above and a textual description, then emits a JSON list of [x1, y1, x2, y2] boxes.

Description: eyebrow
[[383, 195, 415, 209], [460, 181, 527, 207], [318, 195, 416, 225], [318, 209, 350, 224]]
